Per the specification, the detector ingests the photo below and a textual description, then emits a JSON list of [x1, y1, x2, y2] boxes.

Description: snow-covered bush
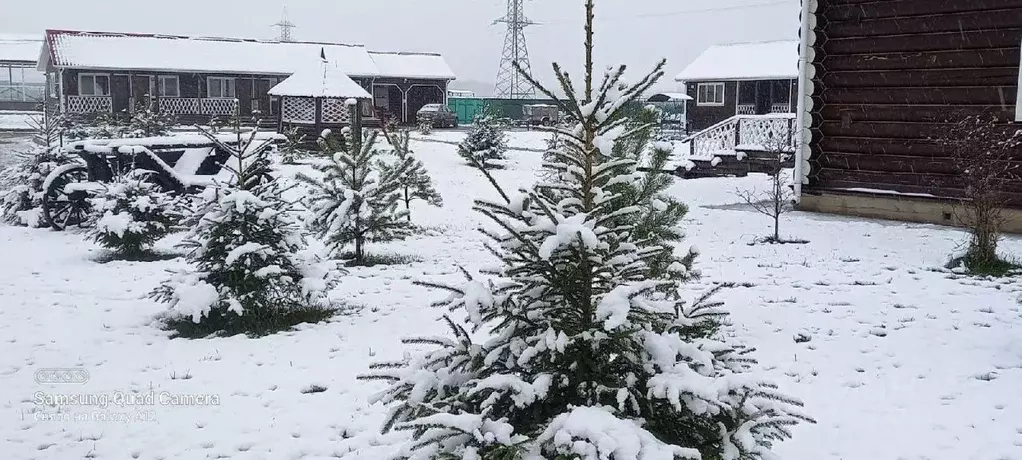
[[122, 108, 177, 138], [86, 172, 178, 259], [458, 116, 507, 170], [418, 119, 433, 135], [297, 129, 412, 265], [151, 129, 341, 337], [280, 126, 310, 164], [0, 115, 78, 227], [359, 2, 813, 459], [380, 128, 443, 221]]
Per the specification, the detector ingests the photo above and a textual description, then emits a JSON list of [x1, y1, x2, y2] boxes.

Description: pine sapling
[[359, 1, 813, 459], [0, 114, 77, 227], [150, 127, 340, 337], [87, 171, 178, 259], [458, 116, 508, 170], [297, 129, 412, 265], [380, 125, 443, 221]]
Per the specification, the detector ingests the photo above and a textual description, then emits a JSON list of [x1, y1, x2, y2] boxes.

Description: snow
[[2, 130, 1022, 459], [0, 34, 43, 63], [95, 212, 133, 238], [367, 51, 456, 80], [529, 406, 701, 460], [223, 242, 269, 266], [0, 111, 41, 131], [674, 40, 799, 82], [43, 30, 456, 81], [268, 59, 372, 99], [46, 31, 379, 76], [646, 92, 692, 102], [837, 187, 939, 199]]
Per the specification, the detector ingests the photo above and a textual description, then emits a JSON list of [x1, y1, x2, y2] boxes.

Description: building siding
[[685, 80, 738, 132], [805, 0, 1022, 203]]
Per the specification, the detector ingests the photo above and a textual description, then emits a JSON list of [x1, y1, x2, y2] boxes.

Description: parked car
[[416, 104, 458, 128]]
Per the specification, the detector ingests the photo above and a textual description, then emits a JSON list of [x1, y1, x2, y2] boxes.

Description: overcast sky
[[1, 0, 799, 94]]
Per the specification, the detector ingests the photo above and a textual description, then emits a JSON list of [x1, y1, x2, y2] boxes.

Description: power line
[[537, 0, 796, 25]]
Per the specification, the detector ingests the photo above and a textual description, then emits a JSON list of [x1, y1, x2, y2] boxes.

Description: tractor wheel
[[42, 164, 93, 231]]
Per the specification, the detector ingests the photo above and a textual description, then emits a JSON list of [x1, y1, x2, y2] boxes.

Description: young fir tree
[[297, 127, 413, 265], [458, 116, 508, 170], [150, 127, 339, 336], [380, 126, 443, 221], [359, 1, 812, 459], [612, 105, 697, 286], [123, 107, 177, 138], [87, 171, 178, 259], [0, 114, 77, 227]]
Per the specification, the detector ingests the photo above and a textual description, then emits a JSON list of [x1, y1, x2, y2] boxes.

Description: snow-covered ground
[[2, 130, 1021, 460], [0, 111, 41, 132]]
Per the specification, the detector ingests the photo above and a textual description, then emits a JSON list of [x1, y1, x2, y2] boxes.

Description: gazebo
[[646, 92, 692, 136], [269, 52, 373, 135]]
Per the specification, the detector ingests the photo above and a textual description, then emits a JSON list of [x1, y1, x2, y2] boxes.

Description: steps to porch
[[669, 113, 796, 178]]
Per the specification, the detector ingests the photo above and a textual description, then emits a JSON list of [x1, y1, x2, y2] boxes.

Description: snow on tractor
[[41, 131, 282, 231]]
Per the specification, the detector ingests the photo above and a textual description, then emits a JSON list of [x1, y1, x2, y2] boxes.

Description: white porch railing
[[159, 98, 201, 115], [736, 104, 755, 115], [66, 96, 112, 114], [201, 98, 238, 116], [771, 103, 792, 113], [689, 114, 796, 158]]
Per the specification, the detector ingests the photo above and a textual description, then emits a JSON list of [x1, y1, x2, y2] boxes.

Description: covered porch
[[736, 79, 795, 116], [58, 72, 289, 123]]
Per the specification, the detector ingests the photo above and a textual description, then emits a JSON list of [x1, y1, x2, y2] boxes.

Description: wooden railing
[[688, 114, 796, 159], [771, 103, 792, 113], [736, 104, 756, 115], [159, 98, 201, 114], [66, 96, 112, 114]]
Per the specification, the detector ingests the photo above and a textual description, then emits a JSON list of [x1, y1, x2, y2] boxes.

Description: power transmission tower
[[493, 0, 536, 99], [273, 7, 297, 42]]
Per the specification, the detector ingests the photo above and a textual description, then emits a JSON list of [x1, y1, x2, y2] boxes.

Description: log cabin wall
[[805, 0, 1022, 205]]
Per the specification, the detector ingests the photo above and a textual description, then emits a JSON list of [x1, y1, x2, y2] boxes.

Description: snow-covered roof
[[647, 92, 692, 102], [269, 59, 373, 98], [674, 40, 799, 82], [40, 30, 456, 81], [368, 51, 455, 80], [0, 34, 43, 64]]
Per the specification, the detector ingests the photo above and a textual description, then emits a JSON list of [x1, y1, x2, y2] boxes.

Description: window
[[206, 77, 235, 98], [696, 82, 725, 106], [78, 74, 110, 96], [158, 76, 180, 97]]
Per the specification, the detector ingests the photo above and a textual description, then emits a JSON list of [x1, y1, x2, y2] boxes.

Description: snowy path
[[2, 131, 1022, 459]]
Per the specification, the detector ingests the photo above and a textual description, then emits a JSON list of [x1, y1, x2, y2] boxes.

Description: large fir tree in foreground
[[359, 2, 812, 459]]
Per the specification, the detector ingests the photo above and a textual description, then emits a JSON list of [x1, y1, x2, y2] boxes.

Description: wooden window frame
[[158, 75, 180, 98], [696, 82, 725, 106], [78, 73, 111, 96], [206, 76, 236, 99]]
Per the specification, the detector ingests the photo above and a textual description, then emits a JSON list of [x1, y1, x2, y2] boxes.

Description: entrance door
[[111, 75, 131, 117], [254, 78, 273, 116], [131, 75, 153, 112], [754, 81, 771, 115]]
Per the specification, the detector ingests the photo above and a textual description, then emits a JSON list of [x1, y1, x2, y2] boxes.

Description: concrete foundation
[[799, 192, 1022, 234]]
